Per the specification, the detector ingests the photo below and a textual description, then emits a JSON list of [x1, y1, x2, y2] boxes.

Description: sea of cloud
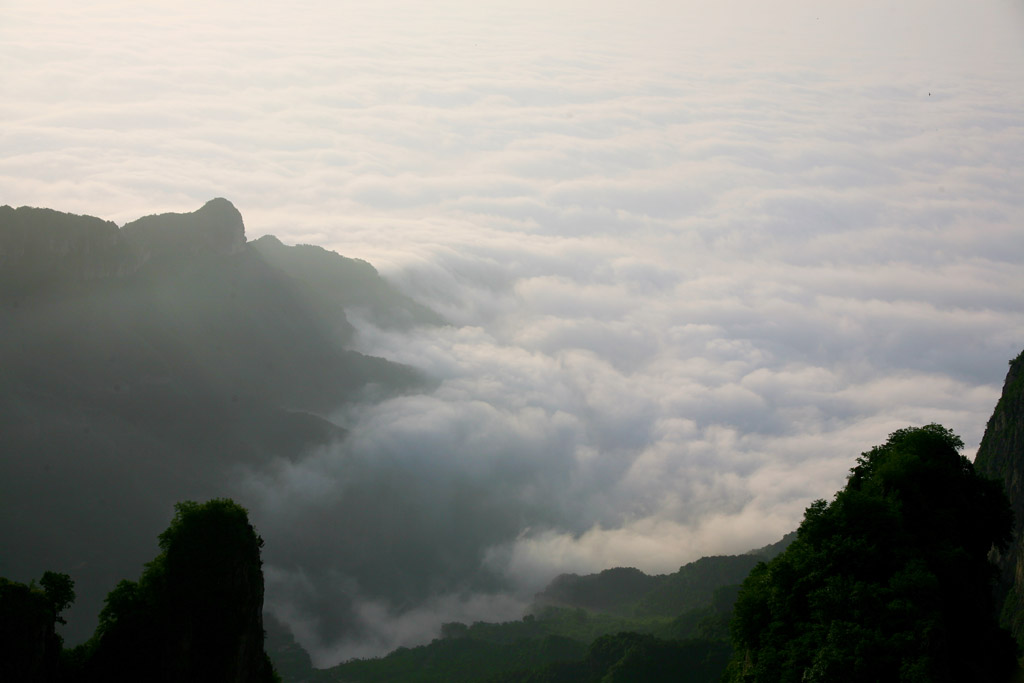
[[4, 0, 1024, 665]]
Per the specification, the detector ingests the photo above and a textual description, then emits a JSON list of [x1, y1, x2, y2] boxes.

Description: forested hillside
[[274, 538, 792, 682], [727, 424, 1016, 681], [296, 411, 1024, 682]]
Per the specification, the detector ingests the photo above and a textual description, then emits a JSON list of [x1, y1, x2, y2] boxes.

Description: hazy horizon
[[3, 0, 1023, 666]]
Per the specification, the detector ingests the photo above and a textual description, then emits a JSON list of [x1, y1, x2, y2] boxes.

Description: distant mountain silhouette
[[0, 199, 443, 645], [273, 539, 793, 683], [532, 534, 793, 618], [251, 234, 444, 333]]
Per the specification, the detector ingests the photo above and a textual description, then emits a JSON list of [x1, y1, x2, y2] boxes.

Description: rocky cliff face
[[974, 349, 1024, 644], [78, 499, 277, 683], [160, 500, 274, 683], [0, 205, 142, 297]]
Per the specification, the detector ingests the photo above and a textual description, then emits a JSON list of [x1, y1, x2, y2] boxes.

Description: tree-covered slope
[[286, 540, 791, 683], [533, 537, 792, 619], [727, 424, 1016, 682], [312, 635, 588, 683]]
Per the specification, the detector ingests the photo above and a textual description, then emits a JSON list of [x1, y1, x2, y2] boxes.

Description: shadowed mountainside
[[0, 199, 442, 645], [974, 349, 1024, 646]]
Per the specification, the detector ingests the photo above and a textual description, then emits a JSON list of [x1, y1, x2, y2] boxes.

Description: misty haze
[[2, 1, 1024, 681]]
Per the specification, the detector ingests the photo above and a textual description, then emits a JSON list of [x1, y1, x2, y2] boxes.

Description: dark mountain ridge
[[532, 532, 794, 619], [0, 199, 442, 645], [123, 197, 246, 261], [0, 206, 140, 296]]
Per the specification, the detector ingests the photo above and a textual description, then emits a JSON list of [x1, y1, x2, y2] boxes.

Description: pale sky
[[3, 0, 1024, 664]]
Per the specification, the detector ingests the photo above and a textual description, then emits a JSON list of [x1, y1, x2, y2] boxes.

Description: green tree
[[0, 573, 71, 682], [39, 571, 75, 625], [726, 424, 1017, 682]]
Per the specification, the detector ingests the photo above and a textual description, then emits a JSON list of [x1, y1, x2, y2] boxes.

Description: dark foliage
[[488, 632, 731, 683], [290, 536, 780, 682], [633, 554, 772, 618], [534, 567, 662, 615], [312, 635, 587, 683], [727, 424, 1017, 682], [532, 547, 786, 620], [68, 499, 278, 683], [305, 565, 747, 683], [0, 572, 73, 682]]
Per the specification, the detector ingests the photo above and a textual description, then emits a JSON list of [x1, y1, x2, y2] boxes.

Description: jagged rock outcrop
[[975, 349, 1024, 645], [76, 499, 277, 683], [123, 197, 246, 261]]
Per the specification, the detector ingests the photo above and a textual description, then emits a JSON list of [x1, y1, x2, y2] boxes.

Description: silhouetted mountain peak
[[195, 197, 245, 241], [0, 200, 440, 647], [123, 198, 246, 260], [253, 233, 283, 248]]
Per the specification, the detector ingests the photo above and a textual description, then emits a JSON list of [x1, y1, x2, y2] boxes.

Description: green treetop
[[726, 424, 1016, 683]]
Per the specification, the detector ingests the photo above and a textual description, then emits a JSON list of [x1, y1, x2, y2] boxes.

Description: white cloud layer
[[4, 0, 1024, 665]]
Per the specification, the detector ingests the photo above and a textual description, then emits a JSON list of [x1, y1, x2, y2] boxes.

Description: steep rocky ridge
[[0, 206, 141, 297], [123, 197, 246, 260], [75, 500, 277, 683], [975, 349, 1024, 645], [0, 199, 442, 645], [252, 235, 444, 331]]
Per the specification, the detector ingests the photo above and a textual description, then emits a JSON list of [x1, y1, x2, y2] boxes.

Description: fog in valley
[[3, 0, 1024, 666]]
